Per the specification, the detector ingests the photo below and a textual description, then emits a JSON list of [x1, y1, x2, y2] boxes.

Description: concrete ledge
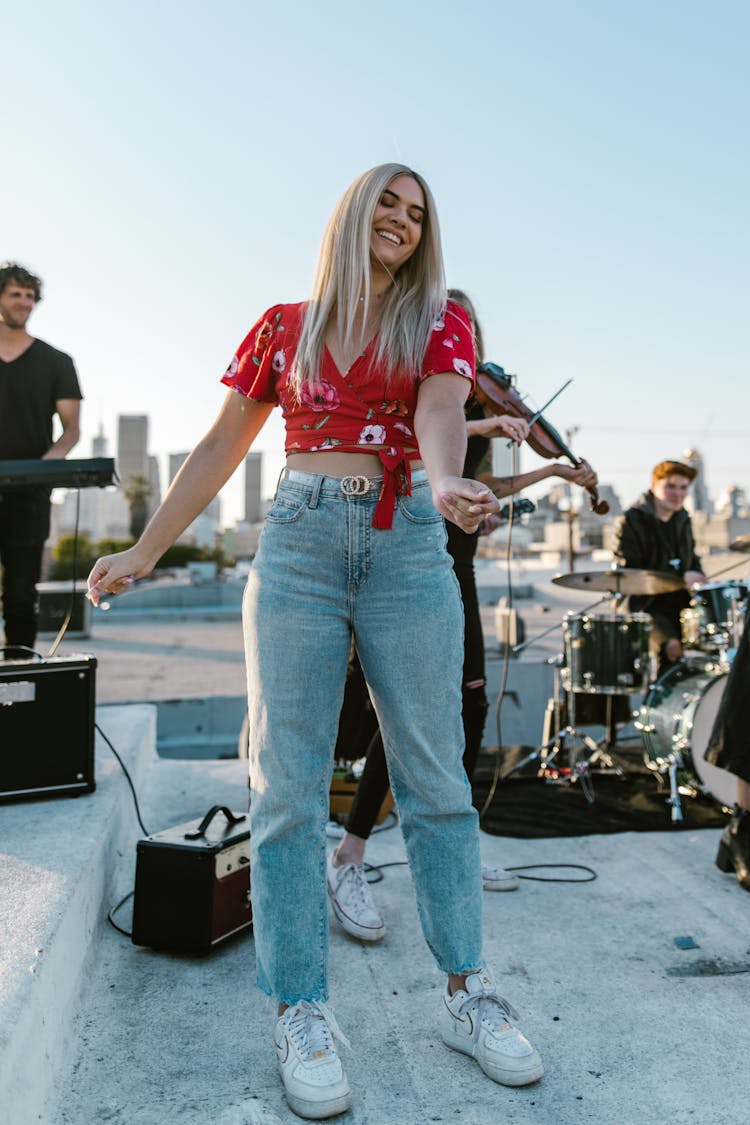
[[0, 704, 157, 1125]]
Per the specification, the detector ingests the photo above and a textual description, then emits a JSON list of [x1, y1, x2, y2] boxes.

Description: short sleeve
[[420, 300, 476, 387], [54, 349, 83, 400], [220, 304, 287, 403]]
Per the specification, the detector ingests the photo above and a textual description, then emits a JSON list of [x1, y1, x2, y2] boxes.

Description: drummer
[[612, 459, 706, 678]]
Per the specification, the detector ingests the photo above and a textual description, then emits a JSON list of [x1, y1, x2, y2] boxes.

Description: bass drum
[[637, 660, 736, 808]]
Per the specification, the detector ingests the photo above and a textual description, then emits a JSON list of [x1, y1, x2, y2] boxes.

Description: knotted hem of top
[[373, 449, 420, 529]]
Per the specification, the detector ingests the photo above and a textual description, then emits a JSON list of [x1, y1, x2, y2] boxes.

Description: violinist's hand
[[87, 546, 154, 607], [472, 415, 530, 444], [434, 476, 501, 533], [553, 459, 598, 489]]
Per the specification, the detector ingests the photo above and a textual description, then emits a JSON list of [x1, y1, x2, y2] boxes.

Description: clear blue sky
[[6, 0, 749, 525]]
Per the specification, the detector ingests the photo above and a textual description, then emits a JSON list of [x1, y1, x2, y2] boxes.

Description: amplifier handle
[[184, 805, 247, 839]]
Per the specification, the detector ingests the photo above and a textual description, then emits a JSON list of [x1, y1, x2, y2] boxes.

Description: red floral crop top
[[221, 299, 475, 528]]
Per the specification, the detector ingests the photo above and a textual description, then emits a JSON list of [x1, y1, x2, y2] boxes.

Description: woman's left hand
[[434, 476, 501, 533], [472, 415, 530, 444]]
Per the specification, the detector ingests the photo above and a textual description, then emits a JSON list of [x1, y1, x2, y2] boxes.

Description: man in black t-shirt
[[0, 262, 83, 654], [612, 459, 706, 677]]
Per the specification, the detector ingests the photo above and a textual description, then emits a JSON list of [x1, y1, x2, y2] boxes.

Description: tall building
[[147, 454, 162, 513], [91, 424, 108, 458], [117, 415, 149, 485], [683, 448, 712, 515], [491, 439, 514, 479], [244, 451, 263, 524]]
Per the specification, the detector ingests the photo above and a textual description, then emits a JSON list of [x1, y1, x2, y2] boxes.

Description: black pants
[[0, 540, 45, 649], [0, 490, 50, 651], [341, 526, 488, 841]]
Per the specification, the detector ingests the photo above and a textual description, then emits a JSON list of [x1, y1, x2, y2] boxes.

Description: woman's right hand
[[87, 546, 154, 607]]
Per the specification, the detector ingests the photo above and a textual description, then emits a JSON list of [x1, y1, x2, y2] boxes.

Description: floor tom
[[680, 580, 748, 654]]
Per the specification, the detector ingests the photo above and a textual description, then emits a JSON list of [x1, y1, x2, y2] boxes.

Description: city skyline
[[8, 2, 748, 531]]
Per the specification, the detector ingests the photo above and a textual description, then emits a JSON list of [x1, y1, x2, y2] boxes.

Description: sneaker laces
[[454, 984, 520, 1034], [285, 1001, 351, 1061], [338, 863, 375, 911]]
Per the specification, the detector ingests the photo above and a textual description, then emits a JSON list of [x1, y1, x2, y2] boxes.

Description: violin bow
[[506, 378, 573, 446], [510, 380, 575, 445]]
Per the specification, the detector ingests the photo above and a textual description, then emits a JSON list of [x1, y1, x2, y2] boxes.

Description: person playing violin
[[326, 287, 599, 942]]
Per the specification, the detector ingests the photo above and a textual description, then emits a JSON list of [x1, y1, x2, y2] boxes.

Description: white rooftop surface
[[2, 560, 749, 1124]]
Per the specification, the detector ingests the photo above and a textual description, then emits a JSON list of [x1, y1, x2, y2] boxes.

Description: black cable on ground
[[95, 720, 151, 837], [108, 890, 134, 937], [505, 863, 597, 883]]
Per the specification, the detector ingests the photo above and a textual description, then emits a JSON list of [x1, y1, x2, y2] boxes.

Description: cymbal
[[552, 568, 684, 595], [730, 534, 750, 553]]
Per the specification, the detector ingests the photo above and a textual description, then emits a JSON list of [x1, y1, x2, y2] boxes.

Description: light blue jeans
[[243, 468, 483, 1004]]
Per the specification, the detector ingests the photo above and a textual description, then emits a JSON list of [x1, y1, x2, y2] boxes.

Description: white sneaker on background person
[[441, 967, 544, 1087], [274, 1000, 352, 1119], [326, 852, 386, 942]]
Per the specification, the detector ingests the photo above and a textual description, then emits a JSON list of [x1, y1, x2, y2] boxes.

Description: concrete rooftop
[[2, 566, 749, 1124]]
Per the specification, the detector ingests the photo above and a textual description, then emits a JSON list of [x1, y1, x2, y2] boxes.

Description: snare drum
[[680, 580, 749, 653], [637, 659, 735, 808], [562, 612, 652, 695]]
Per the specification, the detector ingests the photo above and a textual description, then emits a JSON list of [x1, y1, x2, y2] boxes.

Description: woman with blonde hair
[[88, 164, 543, 1119]]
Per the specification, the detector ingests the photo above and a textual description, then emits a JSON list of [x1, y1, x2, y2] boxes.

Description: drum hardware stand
[[505, 656, 623, 804], [507, 593, 635, 800], [642, 750, 686, 823]]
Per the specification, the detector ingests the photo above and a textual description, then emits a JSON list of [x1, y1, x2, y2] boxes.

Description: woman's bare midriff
[[287, 450, 424, 477]]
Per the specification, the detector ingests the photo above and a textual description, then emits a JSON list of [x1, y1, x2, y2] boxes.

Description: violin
[[475, 361, 609, 516]]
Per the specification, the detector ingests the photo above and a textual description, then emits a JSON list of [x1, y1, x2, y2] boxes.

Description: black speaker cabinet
[[132, 806, 252, 954], [0, 654, 96, 802], [36, 581, 92, 638]]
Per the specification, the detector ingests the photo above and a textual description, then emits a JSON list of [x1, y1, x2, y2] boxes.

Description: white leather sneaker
[[441, 967, 543, 1087], [326, 854, 385, 942], [274, 1000, 352, 1119]]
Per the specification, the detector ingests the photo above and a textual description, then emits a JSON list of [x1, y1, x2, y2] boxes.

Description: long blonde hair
[[291, 163, 446, 393], [447, 288, 484, 367]]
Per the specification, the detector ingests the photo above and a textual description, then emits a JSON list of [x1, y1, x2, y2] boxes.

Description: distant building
[[169, 451, 220, 547], [91, 424, 108, 458], [117, 415, 149, 484], [50, 487, 130, 544], [491, 439, 514, 479], [244, 452, 263, 524], [683, 448, 712, 515], [716, 485, 748, 519]]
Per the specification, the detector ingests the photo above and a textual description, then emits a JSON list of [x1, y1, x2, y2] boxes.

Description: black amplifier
[[132, 805, 252, 954], [0, 654, 96, 802]]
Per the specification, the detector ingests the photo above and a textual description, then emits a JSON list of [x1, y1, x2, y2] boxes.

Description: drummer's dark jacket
[[612, 491, 702, 642]]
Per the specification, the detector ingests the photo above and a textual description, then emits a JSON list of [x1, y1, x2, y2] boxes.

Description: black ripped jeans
[[339, 524, 488, 841]]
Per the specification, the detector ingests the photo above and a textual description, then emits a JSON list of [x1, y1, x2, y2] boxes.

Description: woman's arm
[[88, 392, 274, 602], [414, 374, 498, 532]]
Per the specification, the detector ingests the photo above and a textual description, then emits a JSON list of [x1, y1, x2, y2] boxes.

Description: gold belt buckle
[[340, 475, 372, 497]]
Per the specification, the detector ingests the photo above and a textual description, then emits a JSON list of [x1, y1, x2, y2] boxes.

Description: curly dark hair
[[0, 262, 43, 302]]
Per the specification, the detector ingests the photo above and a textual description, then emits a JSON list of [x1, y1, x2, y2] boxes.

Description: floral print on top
[[220, 299, 475, 528]]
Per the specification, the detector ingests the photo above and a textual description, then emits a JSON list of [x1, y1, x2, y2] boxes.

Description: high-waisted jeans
[[243, 468, 483, 1004]]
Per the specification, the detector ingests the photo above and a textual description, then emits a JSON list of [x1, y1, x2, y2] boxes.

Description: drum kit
[[520, 557, 749, 822]]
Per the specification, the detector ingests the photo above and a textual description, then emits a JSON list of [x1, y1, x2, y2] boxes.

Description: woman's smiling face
[[370, 174, 425, 276]]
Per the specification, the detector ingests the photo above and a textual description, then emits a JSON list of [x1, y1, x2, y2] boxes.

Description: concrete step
[[0, 705, 157, 1124]]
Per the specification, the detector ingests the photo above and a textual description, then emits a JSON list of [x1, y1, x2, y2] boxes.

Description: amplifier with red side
[[131, 805, 252, 954]]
